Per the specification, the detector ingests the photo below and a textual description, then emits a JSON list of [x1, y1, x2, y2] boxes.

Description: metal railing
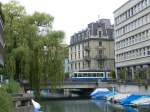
[[83, 55, 91, 61], [95, 54, 107, 60], [84, 45, 90, 51]]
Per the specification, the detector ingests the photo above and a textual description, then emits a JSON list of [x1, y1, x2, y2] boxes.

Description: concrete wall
[[116, 84, 150, 95]]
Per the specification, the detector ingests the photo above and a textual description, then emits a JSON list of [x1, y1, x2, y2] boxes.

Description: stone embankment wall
[[12, 93, 34, 112], [15, 106, 33, 112], [115, 84, 150, 95]]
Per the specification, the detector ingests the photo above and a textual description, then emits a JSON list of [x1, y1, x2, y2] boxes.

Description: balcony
[[95, 54, 107, 60], [83, 55, 91, 61], [84, 45, 90, 51], [96, 46, 105, 50]]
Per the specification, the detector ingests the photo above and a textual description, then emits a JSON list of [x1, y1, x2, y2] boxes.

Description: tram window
[[89, 73, 91, 77], [88, 74, 91, 77], [78, 73, 82, 77], [96, 73, 98, 77], [93, 73, 96, 77], [83, 73, 87, 77], [90, 73, 93, 77], [101, 73, 104, 77], [74, 73, 77, 77], [98, 73, 103, 77]]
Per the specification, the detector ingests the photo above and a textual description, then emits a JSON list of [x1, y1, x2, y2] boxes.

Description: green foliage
[[134, 69, 144, 82], [134, 70, 140, 80], [2, 79, 21, 93], [120, 68, 126, 80], [110, 70, 116, 79], [32, 12, 54, 27], [2, 1, 66, 96], [0, 88, 13, 112], [64, 72, 70, 78]]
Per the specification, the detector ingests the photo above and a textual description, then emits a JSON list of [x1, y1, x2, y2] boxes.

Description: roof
[[69, 37, 114, 47]]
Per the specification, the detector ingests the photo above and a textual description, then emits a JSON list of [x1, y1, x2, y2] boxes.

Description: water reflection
[[92, 100, 138, 112], [41, 100, 150, 112]]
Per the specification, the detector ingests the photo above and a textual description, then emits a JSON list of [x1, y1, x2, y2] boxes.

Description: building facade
[[69, 19, 115, 74], [0, 4, 4, 66], [64, 57, 70, 73], [114, 0, 150, 80]]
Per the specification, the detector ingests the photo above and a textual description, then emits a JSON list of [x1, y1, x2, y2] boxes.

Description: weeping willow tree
[[42, 31, 65, 90], [2, 1, 65, 96], [2, 1, 28, 79]]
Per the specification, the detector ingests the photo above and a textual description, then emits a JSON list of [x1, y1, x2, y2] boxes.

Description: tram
[[71, 72, 111, 82]]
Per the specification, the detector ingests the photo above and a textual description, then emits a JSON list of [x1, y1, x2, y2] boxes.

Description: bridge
[[41, 80, 117, 89], [23, 79, 150, 98], [40, 80, 150, 95]]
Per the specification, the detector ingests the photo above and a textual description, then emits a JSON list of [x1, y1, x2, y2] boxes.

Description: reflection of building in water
[[43, 100, 149, 112]]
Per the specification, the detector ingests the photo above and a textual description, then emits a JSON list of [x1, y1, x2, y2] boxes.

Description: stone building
[[69, 19, 115, 75]]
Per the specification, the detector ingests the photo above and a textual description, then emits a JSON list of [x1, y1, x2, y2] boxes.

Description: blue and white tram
[[71, 72, 111, 82]]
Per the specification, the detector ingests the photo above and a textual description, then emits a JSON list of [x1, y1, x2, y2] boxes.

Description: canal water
[[41, 100, 150, 112]]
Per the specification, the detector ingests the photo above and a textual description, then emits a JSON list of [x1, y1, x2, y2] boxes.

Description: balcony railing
[[96, 46, 105, 50], [95, 54, 107, 60], [83, 55, 91, 61], [84, 45, 90, 51]]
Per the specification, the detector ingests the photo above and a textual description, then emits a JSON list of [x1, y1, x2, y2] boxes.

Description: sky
[[0, 0, 128, 44]]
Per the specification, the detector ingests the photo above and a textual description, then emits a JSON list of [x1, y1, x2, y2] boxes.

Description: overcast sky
[[1, 0, 128, 44]]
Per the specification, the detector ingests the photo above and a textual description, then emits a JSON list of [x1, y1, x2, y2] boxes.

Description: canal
[[40, 100, 150, 112]]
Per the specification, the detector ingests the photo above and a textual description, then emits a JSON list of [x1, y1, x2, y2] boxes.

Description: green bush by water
[[0, 88, 13, 112], [2, 79, 21, 94]]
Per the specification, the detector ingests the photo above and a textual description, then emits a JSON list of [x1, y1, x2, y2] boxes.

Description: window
[[148, 51, 150, 55], [78, 45, 80, 50], [83, 62, 84, 69], [75, 46, 76, 51], [71, 54, 72, 60], [75, 63, 77, 69], [99, 31, 102, 38], [99, 50, 103, 55], [75, 53, 76, 59], [82, 51, 84, 57], [78, 52, 80, 59], [79, 62, 80, 69], [99, 41, 102, 46]]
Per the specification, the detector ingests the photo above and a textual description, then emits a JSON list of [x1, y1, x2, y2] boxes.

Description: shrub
[[2, 79, 21, 94], [0, 88, 13, 112]]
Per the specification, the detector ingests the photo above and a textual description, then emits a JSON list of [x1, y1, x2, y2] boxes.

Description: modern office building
[[69, 19, 115, 75], [114, 0, 150, 80], [0, 4, 4, 66]]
